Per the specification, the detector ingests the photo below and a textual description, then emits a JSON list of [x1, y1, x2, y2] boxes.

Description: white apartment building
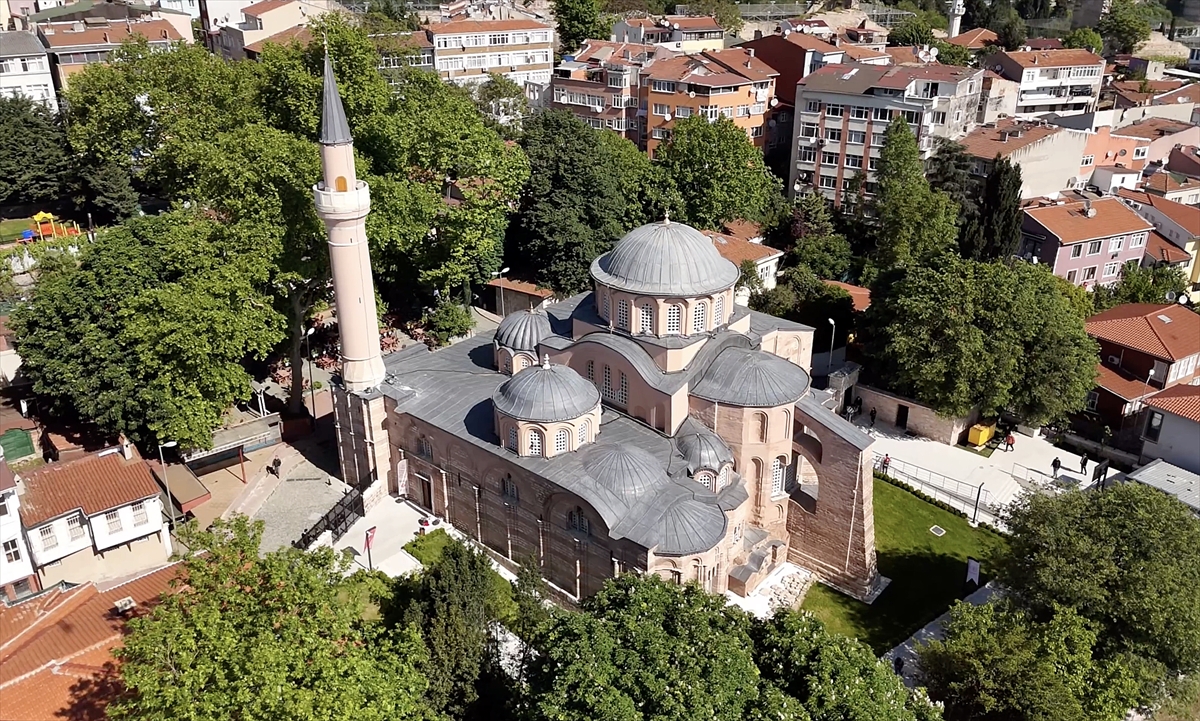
[[789, 62, 983, 204], [15, 440, 172, 588], [991, 48, 1105, 118], [610, 15, 725, 54], [216, 0, 337, 61], [425, 18, 554, 86], [1, 450, 37, 602], [0, 30, 58, 113], [158, 0, 202, 20]]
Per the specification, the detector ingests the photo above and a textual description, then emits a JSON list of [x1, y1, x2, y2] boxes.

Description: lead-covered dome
[[581, 444, 666, 500], [692, 347, 811, 408], [677, 427, 735, 474], [494, 309, 552, 352], [657, 498, 727, 555], [492, 363, 600, 422], [590, 219, 739, 296]]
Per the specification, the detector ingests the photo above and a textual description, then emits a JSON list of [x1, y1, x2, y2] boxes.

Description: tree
[[110, 517, 431, 721], [889, 16, 935, 47], [655, 116, 780, 231], [976, 156, 1024, 261], [66, 158, 140, 227], [754, 610, 943, 721], [687, 0, 744, 34], [1091, 263, 1188, 312], [472, 72, 530, 139], [987, 2, 1027, 50], [1098, 0, 1151, 53], [10, 212, 283, 449], [997, 482, 1200, 677], [918, 601, 1140, 721], [1062, 26, 1105, 53], [751, 267, 856, 350], [926, 139, 982, 257], [872, 118, 959, 271], [932, 39, 972, 67], [552, 0, 608, 54], [526, 574, 762, 721], [0, 96, 69, 207], [776, 192, 853, 280], [862, 257, 1097, 422]]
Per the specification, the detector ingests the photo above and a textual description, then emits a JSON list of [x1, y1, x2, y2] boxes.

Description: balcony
[[313, 180, 371, 220]]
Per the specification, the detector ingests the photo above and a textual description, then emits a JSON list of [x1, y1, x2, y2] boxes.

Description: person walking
[[881, 453, 891, 476], [1005, 433, 1015, 452], [1080, 454, 1089, 476], [1051, 457, 1061, 479], [869, 407, 877, 427]]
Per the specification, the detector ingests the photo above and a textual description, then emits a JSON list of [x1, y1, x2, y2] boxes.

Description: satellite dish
[[918, 51, 932, 62], [1179, 295, 1191, 305], [688, 90, 696, 98], [929, 46, 938, 58], [1166, 290, 1178, 302], [673, 23, 680, 29], [801, 26, 811, 33], [782, 29, 790, 36], [664, 113, 672, 121], [769, 97, 778, 107]]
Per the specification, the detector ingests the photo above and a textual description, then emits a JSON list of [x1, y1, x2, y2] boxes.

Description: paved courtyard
[[333, 498, 427, 577], [252, 451, 350, 553]]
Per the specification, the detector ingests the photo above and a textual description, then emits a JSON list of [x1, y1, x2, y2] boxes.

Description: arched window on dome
[[783, 409, 792, 438], [639, 303, 653, 334], [502, 354, 512, 374], [717, 465, 729, 491], [753, 412, 768, 443], [601, 289, 610, 321], [695, 470, 716, 491], [616, 299, 629, 330], [554, 428, 569, 454], [586, 360, 595, 382], [528, 429, 544, 457], [517, 355, 530, 370], [771, 456, 785, 495], [577, 420, 588, 446], [506, 426, 518, 452], [714, 295, 725, 327], [568, 507, 589, 536], [617, 372, 628, 406], [692, 302, 707, 334], [666, 304, 682, 335]]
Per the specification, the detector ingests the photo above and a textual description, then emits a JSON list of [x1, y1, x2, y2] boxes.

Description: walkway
[[881, 582, 1001, 688], [332, 498, 427, 577]]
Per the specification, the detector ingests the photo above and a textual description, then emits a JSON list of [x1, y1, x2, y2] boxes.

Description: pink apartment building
[[1020, 196, 1154, 288]]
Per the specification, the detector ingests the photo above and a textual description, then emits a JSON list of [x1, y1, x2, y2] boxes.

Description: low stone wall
[[854, 385, 978, 445], [362, 475, 388, 513]]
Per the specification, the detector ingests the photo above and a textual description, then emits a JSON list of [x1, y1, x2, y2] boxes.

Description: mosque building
[[316, 52, 880, 601]]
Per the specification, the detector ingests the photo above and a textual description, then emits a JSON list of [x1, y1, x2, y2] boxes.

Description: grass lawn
[[0, 217, 33, 244], [801, 480, 1008, 654], [404, 528, 517, 623]]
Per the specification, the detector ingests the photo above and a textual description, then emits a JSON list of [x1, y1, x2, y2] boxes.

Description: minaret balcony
[[313, 179, 371, 220]]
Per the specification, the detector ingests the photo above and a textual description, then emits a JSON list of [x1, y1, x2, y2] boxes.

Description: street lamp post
[[826, 318, 836, 377], [304, 327, 317, 420], [157, 440, 178, 528], [491, 266, 511, 318]]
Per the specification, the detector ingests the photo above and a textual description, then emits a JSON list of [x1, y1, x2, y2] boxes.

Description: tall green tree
[[775, 192, 853, 280], [66, 158, 140, 227], [932, 39, 972, 67], [987, 1, 1027, 50], [889, 16, 935, 46], [1098, 0, 1152, 53], [0, 96, 69, 207], [655, 115, 780, 231], [10, 212, 283, 449], [918, 601, 1141, 721], [751, 267, 856, 350], [872, 118, 959, 271], [927, 139, 982, 257], [1091, 263, 1188, 312], [686, 0, 744, 34], [110, 517, 432, 721], [997, 482, 1200, 677], [552, 0, 609, 54], [1062, 26, 1104, 52], [976, 155, 1024, 261]]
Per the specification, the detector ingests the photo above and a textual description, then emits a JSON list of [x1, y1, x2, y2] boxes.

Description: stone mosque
[[315, 54, 880, 601]]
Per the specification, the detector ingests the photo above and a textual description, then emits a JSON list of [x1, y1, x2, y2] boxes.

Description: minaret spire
[[313, 49, 386, 392]]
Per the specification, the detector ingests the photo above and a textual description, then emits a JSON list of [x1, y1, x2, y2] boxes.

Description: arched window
[[616, 299, 629, 330], [602, 365, 614, 401], [502, 355, 512, 373], [639, 303, 653, 334], [418, 435, 432, 458], [783, 409, 792, 437], [753, 412, 768, 443], [714, 294, 725, 326], [501, 474, 519, 502], [554, 428, 569, 454], [528, 430, 544, 457], [692, 302, 707, 334], [568, 506, 589, 535], [506, 426, 518, 452], [517, 355, 530, 370], [695, 471, 716, 491], [335, 176, 348, 192], [586, 360, 595, 382], [717, 465, 729, 491], [601, 289, 610, 320], [577, 420, 588, 446], [617, 372, 628, 406], [771, 456, 785, 495], [666, 304, 682, 334]]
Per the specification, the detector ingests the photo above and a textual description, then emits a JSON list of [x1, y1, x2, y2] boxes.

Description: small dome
[[677, 428, 734, 474], [493, 363, 600, 422], [581, 444, 666, 500], [692, 347, 811, 408], [494, 310, 552, 352], [590, 219, 739, 297], [657, 499, 727, 555]]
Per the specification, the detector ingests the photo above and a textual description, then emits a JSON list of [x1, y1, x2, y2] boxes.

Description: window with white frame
[[771, 457, 785, 495], [800, 122, 818, 138], [1109, 236, 1123, 252], [851, 106, 869, 119], [824, 127, 841, 142], [652, 103, 670, 115], [132, 501, 149, 526], [568, 507, 589, 535], [805, 100, 819, 112], [1087, 240, 1102, 255], [528, 430, 543, 457], [105, 510, 122, 534], [845, 154, 863, 169], [798, 147, 816, 163], [873, 107, 890, 121], [68, 514, 85, 541], [39, 525, 58, 550], [821, 151, 840, 165], [3, 539, 20, 563], [736, 104, 750, 117], [826, 104, 843, 117], [901, 110, 921, 124], [819, 175, 836, 188], [717, 465, 729, 491], [692, 302, 707, 333], [1130, 232, 1146, 248], [675, 106, 693, 118], [1082, 155, 1094, 166], [714, 295, 724, 326], [667, 305, 682, 334], [848, 130, 865, 144], [871, 132, 886, 146], [1104, 261, 1120, 277], [1085, 391, 1099, 410], [639, 303, 653, 334], [578, 421, 588, 446], [1083, 266, 1097, 281], [616, 299, 629, 329], [507, 426, 518, 451], [868, 157, 880, 171], [1133, 146, 1148, 160], [554, 429, 569, 454], [1071, 244, 1083, 258], [932, 111, 946, 125], [651, 80, 676, 93]]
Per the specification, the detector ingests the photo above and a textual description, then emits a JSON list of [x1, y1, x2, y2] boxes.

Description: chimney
[[118, 433, 134, 460], [103, 31, 110, 43], [748, 48, 755, 58]]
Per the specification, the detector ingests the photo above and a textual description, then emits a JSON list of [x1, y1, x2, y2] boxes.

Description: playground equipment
[[19, 212, 82, 243]]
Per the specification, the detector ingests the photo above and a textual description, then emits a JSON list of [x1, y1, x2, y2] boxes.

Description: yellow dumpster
[[967, 423, 995, 447]]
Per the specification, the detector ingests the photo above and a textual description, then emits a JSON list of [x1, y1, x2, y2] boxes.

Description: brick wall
[[854, 385, 978, 445]]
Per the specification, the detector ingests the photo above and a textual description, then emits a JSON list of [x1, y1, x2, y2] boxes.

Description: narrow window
[[714, 295, 724, 326], [568, 507, 589, 535], [528, 430, 543, 457], [39, 525, 58, 550], [335, 176, 348, 192], [555, 428, 569, 453], [771, 457, 785, 495], [507, 426, 518, 451], [639, 303, 653, 334], [577, 421, 588, 446], [666, 305, 682, 334], [501, 475, 519, 502], [692, 302, 707, 334], [132, 501, 149, 527], [67, 514, 86, 541], [616, 299, 630, 330], [105, 510, 122, 534]]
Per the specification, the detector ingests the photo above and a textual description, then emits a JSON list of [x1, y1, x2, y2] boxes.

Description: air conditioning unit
[[1107, 355, 1120, 366]]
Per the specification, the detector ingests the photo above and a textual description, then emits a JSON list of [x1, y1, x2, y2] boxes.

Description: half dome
[[676, 427, 735, 474], [590, 219, 739, 297], [657, 498, 727, 555], [691, 347, 811, 408], [494, 309, 553, 352], [581, 444, 667, 500], [492, 363, 600, 422]]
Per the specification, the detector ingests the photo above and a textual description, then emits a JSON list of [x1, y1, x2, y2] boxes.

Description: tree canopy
[[1091, 263, 1188, 312], [0, 96, 69, 208], [889, 16, 935, 47], [1098, 0, 1152, 54], [774, 192, 853, 281], [1061, 26, 1105, 53], [552, 0, 610, 54]]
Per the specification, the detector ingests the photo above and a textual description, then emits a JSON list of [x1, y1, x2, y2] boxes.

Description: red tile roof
[[1144, 171, 1200, 197], [1094, 363, 1153, 401], [425, 18, 550, 34], [1024, 196, 1152, 244], [824, 281, 871, 311], [243, 24, 311, 54], [1167, 145, 1200, 178], [1112, 117, 1194, 140], [1111, 79, 1185, 106], [1086, 304, 1200, 362], [18, 448, 162, 527], [486, 277, 554, 299], [0, 564, 180, 721], [1116, 188, 1200, 236], [241, 0, 293, 15], [646, 47, 777, 84], [1146, 383, 1200, 423], [1145, 230, 1192, 264], [703, 231, 782, 265], [839, 44, 889, 62], [998, 48, 1104, 69], [1023, 37, 1064, 50], [946, 27, 997, 49], [40, 19, 182, 48], [959, 118, 1064, 159]]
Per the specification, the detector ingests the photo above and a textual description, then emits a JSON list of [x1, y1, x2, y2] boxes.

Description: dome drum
[[590, 220, 739, 299]]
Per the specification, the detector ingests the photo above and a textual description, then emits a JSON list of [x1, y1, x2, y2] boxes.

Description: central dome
[[581, 444, 666, 500], [590, 219, 740, 297], [492, 363, 601, 422]]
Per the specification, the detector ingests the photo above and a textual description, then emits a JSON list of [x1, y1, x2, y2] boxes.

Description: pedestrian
[[272, 457, 282, 477], [893, 656, 905, 674], [881, 453, 891, 476], [1080, 454, 1089, 475], [1051, 457, 1061, 478], [869, 407, 877, 427], [1005, 433, 1015, 452]]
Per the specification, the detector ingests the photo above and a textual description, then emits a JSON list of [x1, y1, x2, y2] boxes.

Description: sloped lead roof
[[494, 310, 553, 352], [492, 363, 600, 422], [590, 219, 739, 297], [320, 52, 353, 146], [581, 444, 665, 500], [692, 346, 811, 407]]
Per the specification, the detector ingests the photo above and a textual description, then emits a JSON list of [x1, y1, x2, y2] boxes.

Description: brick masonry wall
[[854, 385, 977, 445]]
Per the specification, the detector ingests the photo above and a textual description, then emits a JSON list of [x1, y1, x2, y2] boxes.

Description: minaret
[[948, 0, 965, 38], [314, 52, 386, 392]]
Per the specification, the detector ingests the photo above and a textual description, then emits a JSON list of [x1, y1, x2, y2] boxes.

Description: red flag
[[364, 526, 377, 551]]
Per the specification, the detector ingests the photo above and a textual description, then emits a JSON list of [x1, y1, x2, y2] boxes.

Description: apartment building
[[789, 62, 983, 204], [961, 119, 1091, 198], [1110, 117, 1200, 164], [0, 30, 57, 112], [1142, 388, 1200, 474], [199, 0, 254, 50], [425, 18, 553, 86], [740, 31, 847, 154], [611, 15, 725, 54], [1019, 196, 1153, 288], [1118, 188, 1200, 302], [1078, 125, 1152, 193], [37, 18, 185, 92], [641, 47, 777, 156], [1143, 170, 1200, 206], [990, 48, 1105, 117], [0, 450, 37, 602], [217, 0, 338, 61], [548, 40, 661, 142]]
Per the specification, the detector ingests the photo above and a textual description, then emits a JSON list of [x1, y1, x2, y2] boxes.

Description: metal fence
[[294, 487, 365, 549], [874, 453, 998, 524]]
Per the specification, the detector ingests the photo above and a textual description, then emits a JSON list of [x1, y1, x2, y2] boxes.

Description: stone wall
[[332, 386, 391, 490], [853, 385, 978, 445]]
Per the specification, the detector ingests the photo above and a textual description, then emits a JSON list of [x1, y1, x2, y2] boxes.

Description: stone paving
[[725, 562, 815, 619], [252, 447, 350, 553]]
